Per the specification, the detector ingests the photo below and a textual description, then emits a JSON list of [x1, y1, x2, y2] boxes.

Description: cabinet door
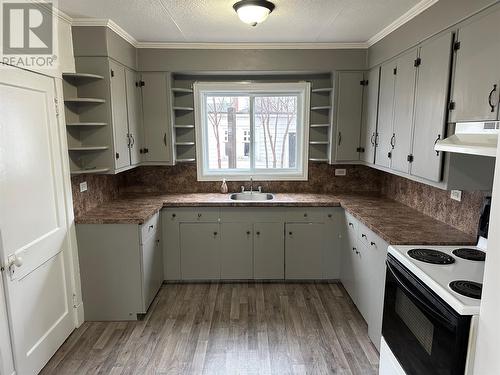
[[141, 233, 163, 311], [109, 60, 130, 169], [375, 61, 397, 168], [254, 222, 284, 279], [285, 223, 324, 279], [451, 7, 500, 122], [141, 72, 174, 164], [356, 242, 371, 322], [125, 68, 143, 166], [180, 223, 220, 280], [335, 71, 364, 161], [341, 214, 358, 303], [391, 48, 418, 174], [360, 68, 380, 164], [220, 222, 253, 279], [411, 33, 453, 182]]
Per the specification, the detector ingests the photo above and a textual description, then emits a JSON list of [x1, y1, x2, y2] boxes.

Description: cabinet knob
[[172, 213, 176, 218], [149, 225, 154, 230], [348, 222, 354, 227], [303, 213, 308, 217], [362, 234, 367, 239], [352, 247, 356, 252], [213, 232, 218, 236], [256, 231, 261, 235], [328, 214, 332, 218], [198, 213, 202, 218], [246, 231, 251, 235], [289, 231, 293, 235], [370, 241, 376, 246]]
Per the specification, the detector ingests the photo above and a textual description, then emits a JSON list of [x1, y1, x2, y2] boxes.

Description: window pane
[[254, 96, 298, 169], [205, 96, 250, 170]]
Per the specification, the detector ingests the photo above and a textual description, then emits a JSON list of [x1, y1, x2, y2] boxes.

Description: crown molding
[[71, 18, 139, 47], [65, 0, 440, 50], [135, 42, 368, 50], [367, 0, 439, 47]]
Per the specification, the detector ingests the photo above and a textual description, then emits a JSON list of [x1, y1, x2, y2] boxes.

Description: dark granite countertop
[[75, 193, 476, 246]]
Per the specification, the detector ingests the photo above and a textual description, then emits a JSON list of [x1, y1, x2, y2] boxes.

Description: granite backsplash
[[71, 163, 489, 237]]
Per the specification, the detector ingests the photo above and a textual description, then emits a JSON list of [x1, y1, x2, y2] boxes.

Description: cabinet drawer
[[285, 208, 337, 223], [358, 222, 386, 251], [164, 208, 220, 223], [141, 213, 159, 244]]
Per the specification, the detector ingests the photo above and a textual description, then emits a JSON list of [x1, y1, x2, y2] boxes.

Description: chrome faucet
[[249, 177, 254, 193]]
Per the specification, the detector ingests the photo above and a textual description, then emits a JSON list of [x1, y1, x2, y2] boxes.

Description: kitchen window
[[194, 82, 310, 181]]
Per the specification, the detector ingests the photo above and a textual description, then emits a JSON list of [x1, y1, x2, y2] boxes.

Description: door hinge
[[54, 98, 59, 117], [393, 67, 397, 75], [453, 41, 461, 51], [115, 152, 120, 159], [360, 80, 369, 86], [110, 69, 115, 78], [448, 101, 456, 110], [387, 151, 392, 159], [414, 57, 422, 67], [407, 154, 414, 163], [356, 147, 365, 153]]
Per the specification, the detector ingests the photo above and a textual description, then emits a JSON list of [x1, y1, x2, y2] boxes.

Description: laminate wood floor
[[41, 283, 379, 375]]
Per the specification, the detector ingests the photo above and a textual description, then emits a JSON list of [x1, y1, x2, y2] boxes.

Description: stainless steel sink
[[229, 192, 274, 201]]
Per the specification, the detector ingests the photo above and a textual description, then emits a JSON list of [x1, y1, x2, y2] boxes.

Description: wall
[[368, 0, 499, 67], [474, 132, 500, 374], [71, 174, 120, 219], [138, 48, 367, 73], [381, 173, 487, 236]]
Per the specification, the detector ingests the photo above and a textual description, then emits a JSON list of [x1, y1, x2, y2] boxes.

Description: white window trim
[[194, 81, 310, 181]]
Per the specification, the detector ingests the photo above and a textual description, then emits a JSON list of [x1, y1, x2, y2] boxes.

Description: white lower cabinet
[[163, 207, 340, 281], [76, 212, 163, 320], [285, 223, 325, 279], [340, 210, 388, 351], [253, 222, 284, 279], [180, 222, 220, 280]]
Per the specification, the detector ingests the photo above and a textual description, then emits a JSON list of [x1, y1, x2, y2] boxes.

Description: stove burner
[[452, 248, 486, 261], [407, 249, 455, 265], [449, 280, 483, 299]]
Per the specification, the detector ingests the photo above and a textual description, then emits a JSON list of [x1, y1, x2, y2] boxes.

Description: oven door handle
[[386, 260, 453, 329]]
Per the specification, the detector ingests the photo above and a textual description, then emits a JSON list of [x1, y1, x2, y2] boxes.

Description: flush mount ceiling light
[[233, 0, 275, 27]]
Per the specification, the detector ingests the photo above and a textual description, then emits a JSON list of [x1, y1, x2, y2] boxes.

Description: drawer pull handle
[[370, 241, 376, 246], [198, 213, 202, 218], [362, 234, 367, 239]]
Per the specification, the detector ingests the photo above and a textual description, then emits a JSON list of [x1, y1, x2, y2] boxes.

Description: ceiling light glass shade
[[233, 0, 275, 26]]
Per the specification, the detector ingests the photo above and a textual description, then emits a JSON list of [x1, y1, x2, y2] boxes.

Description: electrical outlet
[[79, 181, 88, 193], [450, 190, 462, 202], [335, 169, 347, 176]]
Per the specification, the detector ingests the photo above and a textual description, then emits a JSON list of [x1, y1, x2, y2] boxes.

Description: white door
[[0, 67, 74, 374]]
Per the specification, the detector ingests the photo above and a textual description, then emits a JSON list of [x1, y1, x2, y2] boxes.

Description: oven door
[[382, 254, 471, 375]]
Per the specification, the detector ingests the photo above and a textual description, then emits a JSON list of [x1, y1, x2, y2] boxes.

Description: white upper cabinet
[[391, 48, 418, 174], [109, 60, 130, 170], [410, 32, 453, 182], [451, 6, 500, 122], [334, 71, 364, 161], [360, 68, 380, 164], [375, 61, 397, 168], [141, 72, 174, 164], [125, 68, 143, 166]]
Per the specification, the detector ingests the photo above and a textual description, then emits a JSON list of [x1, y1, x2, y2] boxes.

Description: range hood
[[435, 121, 499, 157]]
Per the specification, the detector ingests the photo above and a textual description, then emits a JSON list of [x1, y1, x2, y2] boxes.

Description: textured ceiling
[[58, 0, 423, 43]]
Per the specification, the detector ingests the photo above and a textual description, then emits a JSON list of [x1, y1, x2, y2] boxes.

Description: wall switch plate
[[335, 169, 347, 176], [450, 190, 462, 202], [79, 181, 88, 193]]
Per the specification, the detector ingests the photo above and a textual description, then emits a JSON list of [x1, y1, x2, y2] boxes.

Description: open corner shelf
[[63, 72, 105, 82], [310, 123, 330, 128], [172, 87, 193, 94], [309, 158, 330, 162], [309, 141, 329, 145], [311, 87, 333, 93], [176, 158, 196, 163], [66, 122, 107, 127], [68, 146, 109, 152], [64, 98, 106, 104], [311, 106, 332, 111], [71, 168, 110, 175], [173, 106, 194, 111], [174, 124, 195, 129], [175, 142, 196, 146]]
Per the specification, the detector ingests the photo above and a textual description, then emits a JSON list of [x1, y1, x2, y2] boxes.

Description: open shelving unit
[[170, 74, 197, 163], [309, 73, 334, 163], [62, 71, 113, 175]]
